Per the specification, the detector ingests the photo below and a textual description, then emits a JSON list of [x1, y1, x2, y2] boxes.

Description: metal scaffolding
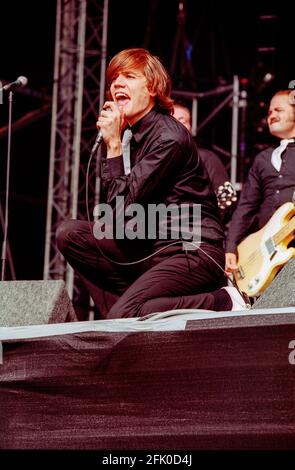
[[43, 0, 108, 300]]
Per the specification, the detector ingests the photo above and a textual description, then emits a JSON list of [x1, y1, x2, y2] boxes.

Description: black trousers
[[56, 220, 226, 318]]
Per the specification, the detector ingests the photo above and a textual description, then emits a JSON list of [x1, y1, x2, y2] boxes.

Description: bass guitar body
[[235, 202, 295, 297]]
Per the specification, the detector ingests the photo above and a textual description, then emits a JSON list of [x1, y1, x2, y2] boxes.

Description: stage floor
[[1, 307, 295, 450]]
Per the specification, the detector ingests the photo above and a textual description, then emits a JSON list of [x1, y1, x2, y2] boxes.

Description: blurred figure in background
[[173, 102, 237, 222]]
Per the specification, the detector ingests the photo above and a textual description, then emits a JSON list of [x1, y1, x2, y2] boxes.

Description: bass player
[[225, 88, 295, 294]]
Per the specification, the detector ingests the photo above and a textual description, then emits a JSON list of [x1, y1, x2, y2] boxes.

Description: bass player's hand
[[225, 252, 238, 273]]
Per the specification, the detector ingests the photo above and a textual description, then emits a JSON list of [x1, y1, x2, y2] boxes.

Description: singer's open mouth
[[115, 92, 130, 107]]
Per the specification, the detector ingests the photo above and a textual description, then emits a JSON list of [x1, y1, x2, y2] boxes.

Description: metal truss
[[43, 0, 108, 302]]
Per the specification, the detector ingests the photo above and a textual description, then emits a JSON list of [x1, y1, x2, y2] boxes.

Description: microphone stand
[[1, 91, 14, 280]]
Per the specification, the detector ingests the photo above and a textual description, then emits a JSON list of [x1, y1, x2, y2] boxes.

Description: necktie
[[122, 129, 133, 175], [271, 138, 294, 172]]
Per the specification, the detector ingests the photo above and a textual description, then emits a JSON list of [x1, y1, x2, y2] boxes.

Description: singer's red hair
[[106, 48, 174, 114]]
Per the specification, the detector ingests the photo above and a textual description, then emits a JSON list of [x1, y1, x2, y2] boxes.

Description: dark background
[[0, 0, 294, 281]]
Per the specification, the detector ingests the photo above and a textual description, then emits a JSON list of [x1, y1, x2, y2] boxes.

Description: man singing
[[57, 48, 247, 318]]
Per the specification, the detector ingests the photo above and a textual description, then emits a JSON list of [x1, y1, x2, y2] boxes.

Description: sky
[[0, 0, 294, 281]]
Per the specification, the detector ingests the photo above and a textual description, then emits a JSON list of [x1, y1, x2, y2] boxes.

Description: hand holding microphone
[[96, 105, 112, 141], [93, 102, 126, 158], [91, 105, 112, 155]]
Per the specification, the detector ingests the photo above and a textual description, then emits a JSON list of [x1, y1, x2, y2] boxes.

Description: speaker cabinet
[[253, 258, 295, 309], [0, 280, 77, 326]]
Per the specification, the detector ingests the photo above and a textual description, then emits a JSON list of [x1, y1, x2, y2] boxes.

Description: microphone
[[95, 130, 103, 146], [90, 131, 103, 156], [91, 106, 111, 155], [0, 76, 28, 93]]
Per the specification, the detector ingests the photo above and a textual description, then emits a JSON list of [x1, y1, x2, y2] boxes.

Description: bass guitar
[[234, 201, 295, 297]]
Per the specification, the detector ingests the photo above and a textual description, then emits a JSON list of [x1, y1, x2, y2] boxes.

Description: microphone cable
[[189, 241, 252, 308]]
